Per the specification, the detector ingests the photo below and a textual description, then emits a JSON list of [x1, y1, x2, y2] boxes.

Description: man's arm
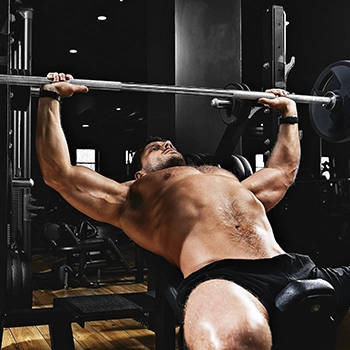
[[36, 72, 131, 226], [242, 89, 300, 211]]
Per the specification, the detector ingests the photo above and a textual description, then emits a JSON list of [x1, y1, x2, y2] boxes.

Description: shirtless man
[[36, 72, 350, 349]]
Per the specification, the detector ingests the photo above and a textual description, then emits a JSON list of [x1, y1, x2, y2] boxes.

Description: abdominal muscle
[[178, 227, 285, 278], [124, 166, 286, 278]]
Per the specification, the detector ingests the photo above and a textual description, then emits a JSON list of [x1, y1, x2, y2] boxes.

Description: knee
[[184, 312, 272, 350], [229, 316, 272, 350]]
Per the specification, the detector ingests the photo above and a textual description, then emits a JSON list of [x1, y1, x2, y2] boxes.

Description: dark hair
[[130, 136, 167, 175]]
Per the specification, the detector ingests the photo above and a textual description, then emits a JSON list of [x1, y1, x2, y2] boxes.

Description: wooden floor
[[3, 241, 350, 349], [2, 243, 161, 350]]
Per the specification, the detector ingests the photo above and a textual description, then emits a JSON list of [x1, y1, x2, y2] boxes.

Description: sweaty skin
[[36, 72, 299, 280], [123, 164, 285, 277]]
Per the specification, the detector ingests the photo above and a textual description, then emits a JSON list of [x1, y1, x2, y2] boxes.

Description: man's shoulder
[[122, 179, 136, 187]]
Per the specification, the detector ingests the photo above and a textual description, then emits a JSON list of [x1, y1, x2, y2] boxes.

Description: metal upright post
[[4, 2, 35, 313], [11, 4, 34, 257], [262, 5, 290, 162], [0, 0, 11, 342]]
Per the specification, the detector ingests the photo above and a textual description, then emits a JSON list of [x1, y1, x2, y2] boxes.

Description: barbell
[[0, 72, 332, 103], [0, 60, 349, 142]]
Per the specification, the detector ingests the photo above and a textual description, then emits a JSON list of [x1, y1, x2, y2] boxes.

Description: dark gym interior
[[1, 0, 350, 348], [27, 0, 350, 266]]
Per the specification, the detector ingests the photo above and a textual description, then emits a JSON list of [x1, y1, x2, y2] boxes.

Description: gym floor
[[3, 245, 350, 349], [2, 243, 175, 350]]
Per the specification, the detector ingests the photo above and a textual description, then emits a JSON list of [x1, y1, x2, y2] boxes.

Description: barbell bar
[[2, 60, 350, 143], [0, 73, 335, 107]]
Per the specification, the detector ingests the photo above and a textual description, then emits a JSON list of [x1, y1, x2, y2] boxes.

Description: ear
[[135, 171, 145, 179]]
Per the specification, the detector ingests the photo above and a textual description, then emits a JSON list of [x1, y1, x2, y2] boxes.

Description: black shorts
[[176, 253, 350, 326]]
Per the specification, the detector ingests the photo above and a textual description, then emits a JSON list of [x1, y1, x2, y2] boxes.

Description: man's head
[[132, 136, 186, 179]]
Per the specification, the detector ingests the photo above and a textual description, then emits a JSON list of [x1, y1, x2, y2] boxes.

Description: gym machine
[[0, 3, 346, 349]]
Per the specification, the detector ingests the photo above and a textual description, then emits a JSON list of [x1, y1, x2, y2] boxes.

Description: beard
[[144, 153, 186, 173]]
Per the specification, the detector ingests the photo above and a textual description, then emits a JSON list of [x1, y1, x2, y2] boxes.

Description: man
[[36, 72, 350, 349]]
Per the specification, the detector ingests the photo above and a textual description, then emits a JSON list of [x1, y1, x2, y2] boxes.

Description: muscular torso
[[119, 165, 285, 277]]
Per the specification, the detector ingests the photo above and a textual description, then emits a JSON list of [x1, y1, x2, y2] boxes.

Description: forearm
[[242, 90, 300, 211], [267, 105, 300, 184], [36, 97, 72, 188]]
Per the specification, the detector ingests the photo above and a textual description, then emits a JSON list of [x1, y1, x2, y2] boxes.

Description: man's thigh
[[183, 279, 272, 350]]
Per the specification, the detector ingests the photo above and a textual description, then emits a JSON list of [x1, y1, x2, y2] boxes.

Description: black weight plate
[[7, 249, 32, 310], [203, 153, 219, 167], [310, 60, 350, 143], [235, 155, 253, 178], [219, 83, 252, 125], [184, 153, 205, 166], [196, 153, 219, 166], [229, 155, 246, 181]]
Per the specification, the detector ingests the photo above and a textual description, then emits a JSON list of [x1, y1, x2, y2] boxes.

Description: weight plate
[[235, 154, 253, 178], [219, 83, 252, 125], [184, 153, 205, 166], [310, 60, 350, 143]]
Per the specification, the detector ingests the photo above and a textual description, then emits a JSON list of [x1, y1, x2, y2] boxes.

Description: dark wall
[[174, 0, 241, 155], [147, 0, 241, 155], [146, 0, 176, 142]]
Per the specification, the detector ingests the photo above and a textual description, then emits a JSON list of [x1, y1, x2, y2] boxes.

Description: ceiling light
[[69, 49, 78, 54], [97, 15, 107, 21], [82, 124, 90, 128]]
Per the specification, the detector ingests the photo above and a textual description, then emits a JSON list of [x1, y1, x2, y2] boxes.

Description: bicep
[[241, 167, 290, 211], [51, 165, 130, 226]]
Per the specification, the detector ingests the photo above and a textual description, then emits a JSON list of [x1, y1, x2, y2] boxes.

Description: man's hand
[[258, 88, 297, 117], [41, 72, 89, 98]]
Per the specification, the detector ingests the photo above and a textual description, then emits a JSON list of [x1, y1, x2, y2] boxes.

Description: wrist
[[39, 89, 61, 102], [281, 106, 297, 118], [279, 116, 299, 125]]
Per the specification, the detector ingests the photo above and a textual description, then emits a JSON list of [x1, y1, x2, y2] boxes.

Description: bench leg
[[50, 321, 75, 350], [155, 284, 176, 350]]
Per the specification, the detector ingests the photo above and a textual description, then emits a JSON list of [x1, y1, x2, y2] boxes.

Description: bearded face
[[136, 140, 186, 178], [143, 151, 186, 173]]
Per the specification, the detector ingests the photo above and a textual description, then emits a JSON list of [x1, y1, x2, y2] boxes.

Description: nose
[[163, 141, 172, 149]]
